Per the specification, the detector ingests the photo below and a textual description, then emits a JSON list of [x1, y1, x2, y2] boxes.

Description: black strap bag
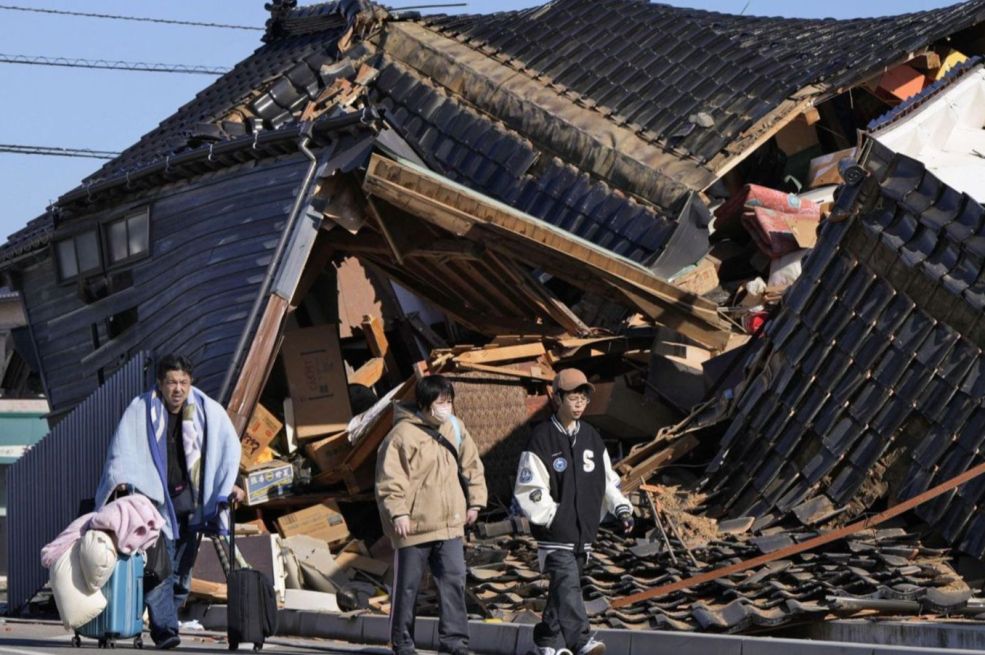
[[419, 424, 471, 504]]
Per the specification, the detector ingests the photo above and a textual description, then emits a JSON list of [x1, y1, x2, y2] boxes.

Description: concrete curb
[[199, 607, 985, 654]]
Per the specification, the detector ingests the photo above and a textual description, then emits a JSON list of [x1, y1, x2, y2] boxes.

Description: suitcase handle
[[219, 493, 240, 574], [111, 483, 135, 501]]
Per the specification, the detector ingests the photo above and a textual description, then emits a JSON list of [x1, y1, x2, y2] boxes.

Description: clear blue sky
[[0, 0, 959, 241]]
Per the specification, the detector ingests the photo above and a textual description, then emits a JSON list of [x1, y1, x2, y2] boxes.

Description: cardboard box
[[276, 501, 350, 545], [304, 431, 352, 473], [281, 325, 352, 439], [241, 402, 283, 468], [806, 147, 857, 189], [240, 461, 293, 506]]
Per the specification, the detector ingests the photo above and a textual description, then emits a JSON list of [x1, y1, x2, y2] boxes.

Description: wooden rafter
[[362, 154, 731, 350]]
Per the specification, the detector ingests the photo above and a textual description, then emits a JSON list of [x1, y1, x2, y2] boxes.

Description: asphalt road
[[0, 620, 394, 655]]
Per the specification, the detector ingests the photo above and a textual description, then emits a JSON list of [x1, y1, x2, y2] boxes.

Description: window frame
[[53, 226, 103, 283], [52, 205, 151, 283], [102, 208, 150, 268]]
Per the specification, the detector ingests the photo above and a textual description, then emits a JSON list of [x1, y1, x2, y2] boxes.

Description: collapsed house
[[5, 0, 985, 641]]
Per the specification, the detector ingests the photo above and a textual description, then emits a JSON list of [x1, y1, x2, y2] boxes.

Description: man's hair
[[415, 374, 455, 411], [557, 385, 593, 401], [157, 354, 194, 381]]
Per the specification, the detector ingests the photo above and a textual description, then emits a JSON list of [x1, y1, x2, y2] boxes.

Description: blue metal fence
[[7, 352, 152, 613]]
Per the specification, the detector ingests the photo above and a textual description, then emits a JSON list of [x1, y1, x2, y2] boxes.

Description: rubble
[[8, 0, 985, 644]]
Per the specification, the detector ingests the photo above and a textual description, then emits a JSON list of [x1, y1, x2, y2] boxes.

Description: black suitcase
[[220, 497, 277, 651]]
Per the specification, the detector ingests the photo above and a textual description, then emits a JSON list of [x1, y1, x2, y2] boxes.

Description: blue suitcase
[[74, 552, 146, 649]]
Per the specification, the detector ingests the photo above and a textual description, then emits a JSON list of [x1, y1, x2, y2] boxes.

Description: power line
[[0, 144, 120, 160], [0, 4, 262, 31], [0, 54, 230, 76]]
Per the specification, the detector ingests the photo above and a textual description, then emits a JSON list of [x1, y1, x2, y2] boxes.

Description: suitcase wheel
[[134, 636, 144, 649], [228, 640, 239, 651], [72, 635, 82, 648], [253, 644, 263, 652]]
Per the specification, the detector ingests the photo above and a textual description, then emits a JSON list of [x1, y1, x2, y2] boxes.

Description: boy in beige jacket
[[376, 375, 487, 655]]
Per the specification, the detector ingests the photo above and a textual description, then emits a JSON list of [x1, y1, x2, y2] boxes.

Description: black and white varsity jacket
[[513, 415, 631, 553]]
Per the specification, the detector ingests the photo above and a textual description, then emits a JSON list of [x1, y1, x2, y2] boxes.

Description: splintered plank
[[361, 315, 389, 358], [348, 357, 385, 387], [226, 294, 289, 435], [455, 342, 547, 365], [454, 361, 555, 382], [619, 434, 700, 493]]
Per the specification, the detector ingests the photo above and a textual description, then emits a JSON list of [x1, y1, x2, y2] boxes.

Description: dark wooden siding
[[18, 153, 313, 414]]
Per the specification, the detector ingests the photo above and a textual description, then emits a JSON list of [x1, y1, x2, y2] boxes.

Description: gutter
[[217, 124, 320, 405]]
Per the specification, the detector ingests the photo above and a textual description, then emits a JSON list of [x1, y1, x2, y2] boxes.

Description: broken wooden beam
[[619, 434, 700, 493], [226, 295, 289, 435], [454, 361, 555, 382], [349, 357, 385, 387], [455, 342, 547, 365]]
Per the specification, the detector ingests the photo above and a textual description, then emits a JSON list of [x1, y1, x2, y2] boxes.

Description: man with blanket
[[96, 354, 242, 649]]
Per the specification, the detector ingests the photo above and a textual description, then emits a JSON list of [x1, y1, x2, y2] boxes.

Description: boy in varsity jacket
[[514, 368, 634, 655]]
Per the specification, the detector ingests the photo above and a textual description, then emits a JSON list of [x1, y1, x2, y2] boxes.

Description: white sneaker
[[535, 648, 573, 655], [577, 636, 605, 655]]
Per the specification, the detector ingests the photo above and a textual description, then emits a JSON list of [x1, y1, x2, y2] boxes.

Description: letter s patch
[[583, 450, 595, 473]]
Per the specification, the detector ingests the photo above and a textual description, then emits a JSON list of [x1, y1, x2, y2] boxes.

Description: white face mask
[[430, 404, 454, 423]]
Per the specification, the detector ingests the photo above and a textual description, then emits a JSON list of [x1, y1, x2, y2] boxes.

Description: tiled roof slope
[[456, 527, 965, 632], [83, 5, 350, 182], [424, 0, 985, 164], [704, 140, 985, 558], [371, 60, 676, 262]]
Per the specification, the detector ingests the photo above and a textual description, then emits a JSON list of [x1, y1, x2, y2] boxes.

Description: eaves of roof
[[0, 109, 382, 268]]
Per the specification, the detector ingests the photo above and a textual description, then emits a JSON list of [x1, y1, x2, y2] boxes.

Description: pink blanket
[[41, 495, 165, 568]]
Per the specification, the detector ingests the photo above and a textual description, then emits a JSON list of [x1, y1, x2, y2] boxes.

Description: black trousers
[[390, 538, 469, 655], [534, 549, 590, 652]]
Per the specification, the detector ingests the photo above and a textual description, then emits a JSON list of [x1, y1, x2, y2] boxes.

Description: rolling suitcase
[[221, 498, 277, 651], [73, 552, 146, 649]]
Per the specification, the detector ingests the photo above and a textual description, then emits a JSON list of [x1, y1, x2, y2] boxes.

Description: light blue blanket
[[95, 386, 241, 538]]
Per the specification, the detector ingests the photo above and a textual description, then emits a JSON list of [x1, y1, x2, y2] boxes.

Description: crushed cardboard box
[[277, 501, 350, 545], [241, 402, 283, 468], [239, 461, 294, 506]]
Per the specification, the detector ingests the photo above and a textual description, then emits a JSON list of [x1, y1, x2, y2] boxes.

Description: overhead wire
[[0, 54, 229, 75], [0, 4, 263, 31], [0, 144, 120, 160]]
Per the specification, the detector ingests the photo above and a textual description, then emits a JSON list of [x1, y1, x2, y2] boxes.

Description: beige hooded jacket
[[375, 403, 487, 549]]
